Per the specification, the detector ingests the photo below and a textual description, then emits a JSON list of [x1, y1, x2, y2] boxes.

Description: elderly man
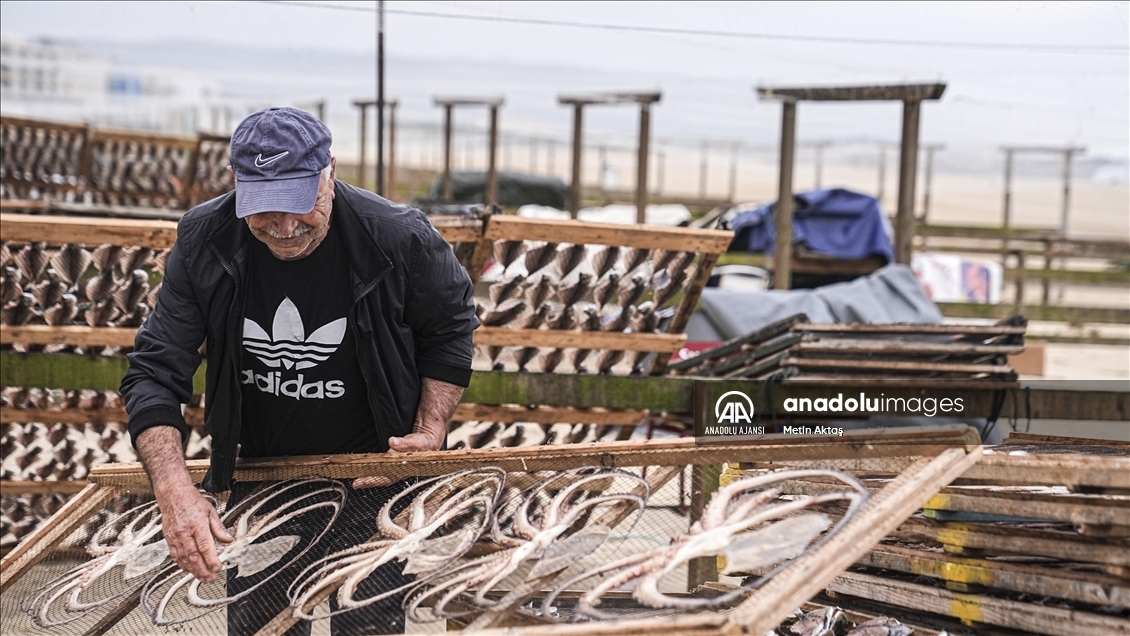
[[120, 107, 478, 634]]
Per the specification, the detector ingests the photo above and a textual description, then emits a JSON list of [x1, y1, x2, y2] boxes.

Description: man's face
[[245, 159, 336, 260]]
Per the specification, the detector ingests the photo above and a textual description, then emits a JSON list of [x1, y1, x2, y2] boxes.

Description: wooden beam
[[937, 301, 1130, 324], [923, 489, 1128, 526], [0, 479, 90, 495], [825, 570, 1129, 635], [859, 545, 1129, 608], [799, 323, 1026, 335], [795, 340, 1023, 355], [452, 404, 648, 425], [482, 215, 733, 254], [0, 482, 116, 592], [0, 406, 205, 426], [0, 213, 178, 248], [0, 325, 138, 347], [427, 215, 482, 243], [757, 83, 947, 102], [473, 327, 686, 352], [784, 357, 1014, 375], [87, 429, 977, 490], [723, 446, 981, 634]]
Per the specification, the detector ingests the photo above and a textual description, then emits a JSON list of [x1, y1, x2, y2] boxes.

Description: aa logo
[[714, 391, 754, 424]]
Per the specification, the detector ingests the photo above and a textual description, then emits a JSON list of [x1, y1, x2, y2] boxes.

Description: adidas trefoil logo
[[243, 298, 346, 370]]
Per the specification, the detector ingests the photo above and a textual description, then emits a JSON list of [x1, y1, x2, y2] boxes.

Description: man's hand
[[137, 426, 233, 582], [354, 377, 462, 489], [155, 482, 233, 582]]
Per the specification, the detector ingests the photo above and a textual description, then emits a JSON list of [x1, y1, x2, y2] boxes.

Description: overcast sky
[[2, 1, 1127, 163]]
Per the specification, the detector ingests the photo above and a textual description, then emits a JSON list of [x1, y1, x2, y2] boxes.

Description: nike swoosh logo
[[254, 151, 289, 168]]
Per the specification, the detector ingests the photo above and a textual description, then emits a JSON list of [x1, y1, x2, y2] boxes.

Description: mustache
[[260, 223, 312, 240]]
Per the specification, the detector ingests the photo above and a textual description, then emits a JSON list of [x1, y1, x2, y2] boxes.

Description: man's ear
[[329, 157, 337, 182], [227, 165, 234, 176]]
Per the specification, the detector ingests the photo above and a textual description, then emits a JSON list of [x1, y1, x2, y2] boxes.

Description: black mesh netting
[[4, 464, 868, 634]]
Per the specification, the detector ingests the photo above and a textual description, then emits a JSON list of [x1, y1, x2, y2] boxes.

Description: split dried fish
[[515, 347, 539, 371], [790, 606, 845, 636], [481, 299, 527, 327], [650, 249, 678, 273], [84, 268, 117, 302], [653, 267, 688, 307], [596, 349, 624, 374], [545, 469, 868, 621], [556, 272, 592, 307], [91, 244, 123, 272], [288, 468, 505, 620], [524, 242, 558, 276], [548, 306, 576, 331], [489, 274, 525, 304], [117, 246, 151, 276], [14, 242, 50, 280], [43, 294, 78, 327], [556, 244, 587, 278], [113, 269, 150, 315], [49, 244, 92, 286], [492, 241, 526, 269], [604, 306, 633, 333], [541, 348, 565, 373], [631, 301, 659, 333], [845, 616, 913, 636], [31, 269, 67, 308], [1, 266, 22, 304], [622, 247, 650, 275], [141, 478, 346, 625], [1, 292, 36, 325], [522, 304, 551, 330], [591, 245, 620, 280], [524, 275, 554, 309], [592, 272, 621, 308], [85, 298, 117, 327], [617, 273, 647, 309]]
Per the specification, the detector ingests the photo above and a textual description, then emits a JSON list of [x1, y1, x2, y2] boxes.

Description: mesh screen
[[6, 461, 868, 634]]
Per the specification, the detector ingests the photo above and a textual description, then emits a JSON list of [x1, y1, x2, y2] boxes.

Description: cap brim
[[235, 174, 320, 218]]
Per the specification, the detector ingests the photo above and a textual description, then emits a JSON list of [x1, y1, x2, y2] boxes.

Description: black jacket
[[121, 182, 478, 492]]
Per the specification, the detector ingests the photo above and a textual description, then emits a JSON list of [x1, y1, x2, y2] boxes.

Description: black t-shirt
[[238, 220, 379, 457]]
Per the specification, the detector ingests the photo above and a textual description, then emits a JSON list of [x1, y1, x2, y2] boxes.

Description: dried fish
[[31, 270, 68, 308], [555, 244, 587, 278], [572, 348, 593, 374], [85, 298, 117, 327], [91, 244, 123, 272], [579, 305, 602, 332], [117, 246, 151, 276], [590, 245, 620, 280], [515, 347, 539, 371], [116, 303, 150, 328], [523, 242, 558, 275], [522, 304, 551, 330], [289, 469, 504, 620], [556, 272, 592, 307], [546, 469, 869, 621], [489, 274, 526, 304], [523, 275, 554, 309], [604, 306, 633, 333], [142, 479, 347, 626], [146, 283, 162, 309], [481, 299, 526, 327], [151, 249, 172, 276], [790, 606, 845, 636], [622, 247, 650, 275], [666, 251, 696, 279], [548, 307, 576, 331], [1, 266, 22, 304], [1, 293, 36, 325], [631, 301, 659, 333], [0, 243, 10, 268], [845, 616, 912, 636], [541, 348, 565, 373], [653, 267, 687, 307], [113, 269, 150, 315], [492, 240, 526, 268], [596, 349, 624, 374], [617, 273, 647, 309], [650, 249, 678, 273], [592, 272, 621, 309], [49, 244, 92, 285], [84, 268, 117, 302], [14, 242, 50, 280]]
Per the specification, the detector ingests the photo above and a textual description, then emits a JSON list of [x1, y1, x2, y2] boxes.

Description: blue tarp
[[730, 188, 894, 263]]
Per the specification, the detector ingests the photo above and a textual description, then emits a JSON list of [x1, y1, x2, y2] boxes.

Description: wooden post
[[1060, 148, 1074, 237], [698, 140, 709, 202], [922, 145, 936, 222], [687, 462, 722, 590], [598, 146, 607, 195], [877, 146, 886, 205], [529, 138, 538, 173], [814, 143, 824, 190], [635, 103, 651, 224], [442, 103, 454, 201], [487, 105, 499, 208], [1002, 148, 1014, 267], [773, 101, 797, 290], [570, 104, 583, 218], [728, 143, 739, 203], [656, 151, 666, 196], [894, 100, 921, 265], [355, 102, 368, 191]]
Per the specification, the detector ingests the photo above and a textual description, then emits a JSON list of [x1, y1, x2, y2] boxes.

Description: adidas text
[[241, 370, 345, 400]]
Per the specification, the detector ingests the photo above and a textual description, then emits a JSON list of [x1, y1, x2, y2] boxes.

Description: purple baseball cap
[[229, 107, 332, 218]]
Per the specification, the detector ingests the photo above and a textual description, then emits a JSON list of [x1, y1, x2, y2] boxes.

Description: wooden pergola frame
[[433, 96, 505, 206], [756, 83, 947, 288]]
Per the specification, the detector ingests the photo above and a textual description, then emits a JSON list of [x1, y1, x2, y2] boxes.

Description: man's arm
[[388, 376, 463, 452], [136, 426, 233, 582]]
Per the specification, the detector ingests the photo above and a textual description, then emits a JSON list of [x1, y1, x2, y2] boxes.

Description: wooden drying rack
[[0, 428, 982, 635]]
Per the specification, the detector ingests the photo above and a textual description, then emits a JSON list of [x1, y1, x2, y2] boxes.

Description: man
[[120, 107, 478, 634]]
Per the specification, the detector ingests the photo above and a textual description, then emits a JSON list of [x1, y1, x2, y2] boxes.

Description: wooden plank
[[482, 214, 734, 254], [782, 376, 1019, 389], [666, 314, 807, 373], [1, 114, 91, 135], [785, 357, 1015, 375], [923, 489, 1129, 526], [937, 302, 1130, 324], [0, 324, 138, 347], [916, 223, 1063, 241], [89, 127, 197, 148], [87, 428, 978, 489], [892, 516, 1130, 567], [0, 406, 205, 426], [0, 213, 178, 248], [859, 545, 1130, 608], [825, 570, 1130, 635], [452, 404, 648, 425], [0, 482, 116, 592], [1003, 267, 1130, 286], [795, 340, 1024, 355], [0, 480, 90, 495], [473, 327, 686, 352], [757, 83, 947, 102], [723, 446, 982, 635], [798, 323, 1027, 335], [427, 215, 483, 243], [0, 351, 207, 395], [1, 199, 185, 221]]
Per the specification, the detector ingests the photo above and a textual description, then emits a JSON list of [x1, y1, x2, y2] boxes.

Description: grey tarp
[[693, 264, 942, 341]]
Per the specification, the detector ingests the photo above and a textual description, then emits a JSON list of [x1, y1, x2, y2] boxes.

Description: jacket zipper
[[208, 242, 243, 481], [352, 267, 392, 446]]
